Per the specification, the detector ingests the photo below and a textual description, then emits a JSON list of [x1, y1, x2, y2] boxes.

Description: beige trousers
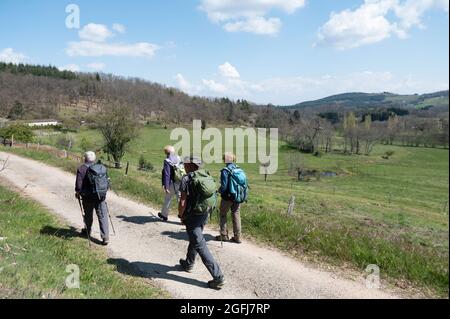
[[219, 199, 241, 238]]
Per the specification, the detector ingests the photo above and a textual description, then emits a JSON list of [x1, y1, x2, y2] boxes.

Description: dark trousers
[[82, 197, 109, 240], [184, 213, 223, 280]]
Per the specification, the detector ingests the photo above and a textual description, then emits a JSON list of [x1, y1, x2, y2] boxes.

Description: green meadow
[[0, 184, 167, 298], [4, 123, 449, 296]]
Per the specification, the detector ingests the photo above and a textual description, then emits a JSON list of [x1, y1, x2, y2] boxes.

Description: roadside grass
[[0, 183, 168, 299], [2, 124, 449, 296]]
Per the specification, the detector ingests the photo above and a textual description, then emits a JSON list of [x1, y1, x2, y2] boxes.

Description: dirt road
[[0, 152, 400, 298]]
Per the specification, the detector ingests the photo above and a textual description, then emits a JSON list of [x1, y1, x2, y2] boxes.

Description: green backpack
[[190, 169, 217, 215]]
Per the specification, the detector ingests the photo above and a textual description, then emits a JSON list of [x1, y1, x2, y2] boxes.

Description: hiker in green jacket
[[178, 155, 225, 289]]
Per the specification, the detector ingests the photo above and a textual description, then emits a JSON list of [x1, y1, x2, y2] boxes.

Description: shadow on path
[[161, 230, 216, 242], [116, 215, 182, 226], [40, 225, 103, 245], [107, 257, 208, 289]]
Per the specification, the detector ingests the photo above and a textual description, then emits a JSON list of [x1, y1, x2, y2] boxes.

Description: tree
[[7, 101, 25, 120], [97, 105, 139, 168], [0, 124, 34, 143]]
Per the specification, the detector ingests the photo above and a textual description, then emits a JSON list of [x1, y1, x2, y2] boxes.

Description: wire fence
[[4, 141, 153, 175], [3, 140, 448, 215]]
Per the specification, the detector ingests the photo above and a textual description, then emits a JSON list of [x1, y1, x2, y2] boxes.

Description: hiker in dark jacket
[[178, 155, 225, 290], [159, 145, 181, 221], [75, 151, 109, 245], [216, 152, 242, 244]]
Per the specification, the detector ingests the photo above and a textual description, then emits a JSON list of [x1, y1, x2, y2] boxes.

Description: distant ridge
[[283, 90, 449, 110]]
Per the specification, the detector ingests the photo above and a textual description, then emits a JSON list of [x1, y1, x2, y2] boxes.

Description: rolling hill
[[284, 91, 449, 110]]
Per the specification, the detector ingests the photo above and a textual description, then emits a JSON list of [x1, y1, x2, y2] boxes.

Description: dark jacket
[[161, 154, 180, 189], [75, 162, 95, 198], [219, 163, 237, 200]]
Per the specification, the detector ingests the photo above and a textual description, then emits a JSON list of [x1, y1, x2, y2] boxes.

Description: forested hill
[[0, 62, 258, 126], [0, 62, 78, 80], [284, 91, 449, 110]]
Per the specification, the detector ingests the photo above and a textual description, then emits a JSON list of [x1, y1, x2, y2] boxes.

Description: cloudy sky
[[0, 0, 448, 104]]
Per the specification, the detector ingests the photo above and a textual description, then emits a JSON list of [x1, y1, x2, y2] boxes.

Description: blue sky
[[0, 0, 448, 104]]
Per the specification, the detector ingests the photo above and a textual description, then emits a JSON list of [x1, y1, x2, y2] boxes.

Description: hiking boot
[[101, 238, 109, 246], [207, 277, 225, 290], [230, 236, 242, 244], [179, 259, 193, 273], [215, 234, 229, 242], [158, 213, 168, 222]]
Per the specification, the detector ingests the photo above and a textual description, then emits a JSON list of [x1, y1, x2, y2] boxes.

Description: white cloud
[[79, 23, 113, 42], [178, 66, 448, 104], [0, 48, 29, 64], [316, 0, 449, 49], [175, 73, 202, 94], [199, 0, 305, 35], [218, 62, 240, 78], [67, 23, 159, 59], [58, 64, 80, 72], [86, 62, 105, 70], [112, 23, 126, 34], [202, 79, 228, 93], [224, 16, 281, 35], [66, 41, 159, 58]]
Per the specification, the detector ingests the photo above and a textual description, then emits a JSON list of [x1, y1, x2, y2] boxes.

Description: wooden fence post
[[125, 161, 130, 176]]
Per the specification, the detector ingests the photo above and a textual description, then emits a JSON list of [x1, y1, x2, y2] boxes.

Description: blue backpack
[[223, 165, 248, 204]]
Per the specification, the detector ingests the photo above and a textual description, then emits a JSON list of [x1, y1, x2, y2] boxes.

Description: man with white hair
[[159, 145, 182, 221], [75, 151, 110, 245]]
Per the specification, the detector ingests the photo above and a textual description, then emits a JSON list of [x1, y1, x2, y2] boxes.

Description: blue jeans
[[184, 213, 223, 280]]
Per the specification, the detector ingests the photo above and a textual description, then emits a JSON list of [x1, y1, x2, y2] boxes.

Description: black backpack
[[86, 163, 109, 200]]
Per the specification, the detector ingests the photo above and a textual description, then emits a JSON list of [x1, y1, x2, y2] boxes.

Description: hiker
[[75, 151, 110, 245], [159, 145, 184, 221], [216, 152, 248, 244], [178, 155, 225, 289]]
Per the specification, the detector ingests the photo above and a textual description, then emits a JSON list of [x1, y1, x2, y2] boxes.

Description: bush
[[0, 124, 34, 143], [138, 155, 154, 171], [56, 135, 75, 150], [79, 137, 96, 152], [382, 150, 395, 159]]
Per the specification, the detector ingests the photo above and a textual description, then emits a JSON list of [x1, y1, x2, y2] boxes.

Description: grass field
[[0, 183, 168, 299], [4, 123, 449, 296]]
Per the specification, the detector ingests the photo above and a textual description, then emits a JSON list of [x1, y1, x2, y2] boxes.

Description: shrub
[[138, 155, 154, 171], [0, 124, 34, 143], [56, 135, 75, 150], [382, 150, 395, 159]]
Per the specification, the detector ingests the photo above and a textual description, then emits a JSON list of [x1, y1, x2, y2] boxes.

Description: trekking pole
[[77, 197, 92, 247], [105, 202, 116, 236], [217, 205, 223, 248]]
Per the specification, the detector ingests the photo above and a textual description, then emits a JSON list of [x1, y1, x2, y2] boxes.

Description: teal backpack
[[190, 169, 218, 215], [224, 165, 249, 204]]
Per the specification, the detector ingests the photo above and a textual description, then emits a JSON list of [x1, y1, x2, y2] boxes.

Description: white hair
[[84, 151, 96, 163]]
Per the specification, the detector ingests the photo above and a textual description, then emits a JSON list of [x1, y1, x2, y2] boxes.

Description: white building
[[27, 119, 60, 127]]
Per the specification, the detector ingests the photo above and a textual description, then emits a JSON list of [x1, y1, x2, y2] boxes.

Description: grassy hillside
[[4, 124, 449, 296], [0, 183, 168, 298], [285, 91, 449, 110]]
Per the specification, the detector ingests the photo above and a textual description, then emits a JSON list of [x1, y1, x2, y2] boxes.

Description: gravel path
[[0, 152, 399, 299]]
